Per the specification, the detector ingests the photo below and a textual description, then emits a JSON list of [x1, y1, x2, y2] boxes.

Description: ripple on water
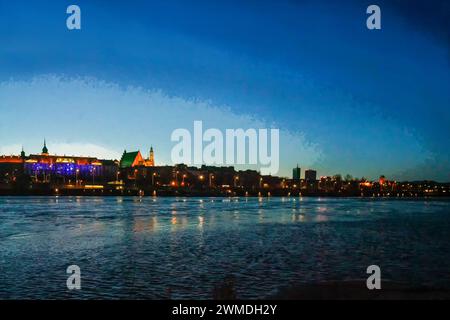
[[0, 196, 449, 299]]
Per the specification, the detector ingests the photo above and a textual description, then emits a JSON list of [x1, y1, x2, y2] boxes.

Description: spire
[[149, 146, 155, 166], [42, 139, 49, 155], [20, 146, 26, 159]]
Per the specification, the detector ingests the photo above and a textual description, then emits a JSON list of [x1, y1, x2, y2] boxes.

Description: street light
[[175, 171, 180, 185], [209, 174, 214, 188]]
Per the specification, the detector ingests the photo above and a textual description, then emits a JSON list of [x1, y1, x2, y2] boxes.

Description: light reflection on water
[[0, 196, 449, 299]]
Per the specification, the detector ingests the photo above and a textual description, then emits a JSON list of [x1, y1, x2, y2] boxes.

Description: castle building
[[0, 140, 119, 183], [42, 139, 49, 156], [24, 140, 112, 182]]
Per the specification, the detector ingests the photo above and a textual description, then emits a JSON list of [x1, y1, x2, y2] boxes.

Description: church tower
[[148, 146, 155, 166]]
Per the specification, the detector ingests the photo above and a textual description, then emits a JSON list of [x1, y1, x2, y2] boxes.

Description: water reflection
[[198, 216, 204, 229]]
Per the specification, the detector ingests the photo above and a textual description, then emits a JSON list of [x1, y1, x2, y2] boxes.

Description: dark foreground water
[[0, 196, 449, 299]]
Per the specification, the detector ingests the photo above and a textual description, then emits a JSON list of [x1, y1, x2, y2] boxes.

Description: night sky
[[0, 0, 449, 180]]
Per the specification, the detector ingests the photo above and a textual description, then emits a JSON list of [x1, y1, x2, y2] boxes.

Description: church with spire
[[119, 146, 156, 168]]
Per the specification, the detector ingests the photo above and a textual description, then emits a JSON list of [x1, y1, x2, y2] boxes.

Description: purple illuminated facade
[[20, 142, 119, 184]]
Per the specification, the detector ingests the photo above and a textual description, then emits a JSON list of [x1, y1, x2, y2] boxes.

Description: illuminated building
[[319, 176, 334, 192], [120, 147, 155, 168], [0, 155, 23, 164], [120, 150, 144, 168], [0, 141, 119, 184], [147, 146, 155, 166], [23, 142, 118, 183]]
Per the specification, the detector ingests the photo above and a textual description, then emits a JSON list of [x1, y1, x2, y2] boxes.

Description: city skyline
[[2, 137, 449, 199], [1, 140, 447, 183], [1, 141, 322, 180], [0, 1, 449, 181]]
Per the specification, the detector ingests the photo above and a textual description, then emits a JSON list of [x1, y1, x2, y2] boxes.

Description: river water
[[0, 196, 449, 299]]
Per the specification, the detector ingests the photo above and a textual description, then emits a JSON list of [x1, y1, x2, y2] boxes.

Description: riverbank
[[1, 187, 449, 198]]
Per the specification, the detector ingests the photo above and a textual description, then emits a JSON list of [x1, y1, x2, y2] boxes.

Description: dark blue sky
[[0, 0, 449, 180]]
